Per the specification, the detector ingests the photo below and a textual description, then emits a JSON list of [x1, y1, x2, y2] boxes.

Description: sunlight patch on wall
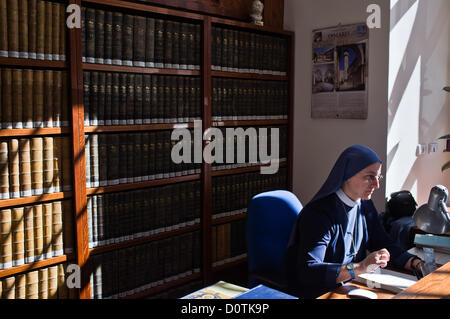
[[388, 0, 419, 99], [386, 56, 421, 196]]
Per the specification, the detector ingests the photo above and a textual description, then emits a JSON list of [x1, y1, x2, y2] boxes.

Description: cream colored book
[[15, 273, 26, 299], [42, 202, 53, 259], [48, 265, 58, 299], [19, 138, 32, 197], [12, 207, 25, 266], [51, 201, 63, 256], [31, 137, 43, 195], [57, 263, 67, 299], [1, 276, 16, 299], [24, 205, 35, 263], [43, 137, 54, 193], [38, 267, 48, 299], [25, 270, 39, 299], [354, 268, 417, 294], [0, 141, 9, 199], [33, 204, 44, 261], [0, 208, 12, 269], [8, 139, 20, 198]]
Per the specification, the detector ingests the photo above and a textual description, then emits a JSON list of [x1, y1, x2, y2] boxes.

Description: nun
[[286, 145, 423, 298]]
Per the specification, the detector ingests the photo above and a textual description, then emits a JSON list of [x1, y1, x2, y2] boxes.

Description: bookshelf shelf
[[212, 161, 287, 177], [211, 70, 288, 81], [212, 120, 288, 127], [0, 127, 71, 138], [84, 123, 195, 133], [82, 62, 201, 76], [0, 254, 73, 279], [89, 223, 200, 256], [212, 212, 246, 225], [0, 57, 67, 69], [212, 255, 247, 273], [122, 271, 202, 299], [82, 0, 205, 21], [85, 174, 201, 195], [0, 191, 73, 209]]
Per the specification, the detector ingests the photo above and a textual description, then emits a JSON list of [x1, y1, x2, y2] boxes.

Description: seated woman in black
[[286, 145, 423, 298]]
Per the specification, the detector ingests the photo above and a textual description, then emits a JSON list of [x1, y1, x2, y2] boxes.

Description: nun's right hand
[[357, 248, 390, 274]]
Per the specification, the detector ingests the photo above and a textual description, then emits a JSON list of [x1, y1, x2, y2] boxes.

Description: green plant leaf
[[444, 87, 450, 92], [442, 161, 450, 172]]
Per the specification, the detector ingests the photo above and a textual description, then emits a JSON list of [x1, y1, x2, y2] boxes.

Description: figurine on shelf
[[250, 0, 264, 26]]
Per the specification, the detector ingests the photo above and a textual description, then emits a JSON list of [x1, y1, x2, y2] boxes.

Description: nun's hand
[[356, 249, 390, 274]]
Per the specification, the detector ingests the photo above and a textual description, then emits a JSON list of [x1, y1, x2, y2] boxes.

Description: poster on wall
[[311, 23, 369, 119]]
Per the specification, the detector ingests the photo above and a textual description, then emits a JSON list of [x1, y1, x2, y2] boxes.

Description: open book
[[353, 268, 417, 294]]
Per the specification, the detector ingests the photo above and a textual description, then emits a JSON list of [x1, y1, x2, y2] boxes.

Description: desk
[[394, 261, 450, 299], [319, 262, 450, 299], [318, 282, 395, 299]]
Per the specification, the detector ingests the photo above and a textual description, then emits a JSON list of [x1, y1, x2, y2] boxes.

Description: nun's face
[[342, 162, 382, 201]]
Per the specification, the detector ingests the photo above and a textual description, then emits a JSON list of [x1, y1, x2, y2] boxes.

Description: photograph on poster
[[311, 23, 368, 119]]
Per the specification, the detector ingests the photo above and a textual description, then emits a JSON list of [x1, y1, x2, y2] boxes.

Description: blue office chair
[[246, 190, 302, 291]]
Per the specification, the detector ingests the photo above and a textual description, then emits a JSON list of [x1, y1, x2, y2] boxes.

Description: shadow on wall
[[387, 0, 450, 204]]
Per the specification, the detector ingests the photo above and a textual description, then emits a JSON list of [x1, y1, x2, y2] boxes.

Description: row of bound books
[[210, 125, 289, 171], [211, 26, 288, 75], [0, 263, 77, 299], [0, 200, 74, 270], [212, 167, 288, 219], [212, 219, 247, 267], [89, 230, 201, 299], [0, 0, 66, 60], [0, 68, 70, 129], [212, 78, 289, 121], [0, 137, 72, 200], [85, 131, 201, 189], [83, 71, 201, 127], [87, 180, 201, 248], [82, 7, 200, 69]]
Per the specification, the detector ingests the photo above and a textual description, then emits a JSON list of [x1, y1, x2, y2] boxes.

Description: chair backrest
[[246, 190, 302, 285]]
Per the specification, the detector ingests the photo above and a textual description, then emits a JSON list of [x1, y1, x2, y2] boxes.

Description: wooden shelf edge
[[0, 254, 74, 279], [211, 70, 288, 81], [212, 161, 287, 177], [82, 62, 201, 76], [84, 122, 195, 133], [0, 127, 71, 137], [89, 223, 201, 256], [212, 255, 248, 273], [0, 191, 73, 209], [83, 0, 206, 21], [86, 174, 201, 195], [122, 272, 202, 299], [212, 119, 288, 127], [0, 57, 67, 68], [212, 212, 246, 226], [210, 16, 294, 36]]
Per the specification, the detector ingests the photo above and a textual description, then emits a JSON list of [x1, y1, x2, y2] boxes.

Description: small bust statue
[[250, 0, 264, 26]]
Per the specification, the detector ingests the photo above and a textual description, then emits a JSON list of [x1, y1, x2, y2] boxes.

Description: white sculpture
[[250, 0, 264, 26]]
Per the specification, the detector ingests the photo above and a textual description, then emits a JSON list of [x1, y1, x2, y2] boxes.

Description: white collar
[[336, 188, 360, 207]]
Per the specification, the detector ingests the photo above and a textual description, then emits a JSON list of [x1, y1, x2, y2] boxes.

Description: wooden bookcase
[[0, 0, 294, 299]]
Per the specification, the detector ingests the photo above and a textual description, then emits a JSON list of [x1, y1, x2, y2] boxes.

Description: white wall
[[387, 0, 450, 206], [284, 0, 391, 211]]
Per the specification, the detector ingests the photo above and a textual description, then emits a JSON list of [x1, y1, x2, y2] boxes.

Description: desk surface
[[317, 282, 395, 299], [319, 262, 450, 299], [394, 262, 450, 299]]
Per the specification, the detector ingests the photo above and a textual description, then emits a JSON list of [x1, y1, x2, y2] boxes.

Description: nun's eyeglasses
[[364, 174, 383, 183]]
